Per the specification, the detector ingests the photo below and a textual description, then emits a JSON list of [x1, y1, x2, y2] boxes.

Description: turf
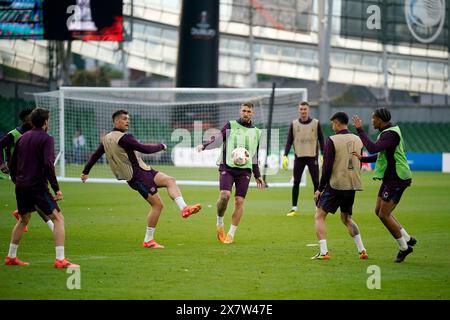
[[0, 171, 449, 300]]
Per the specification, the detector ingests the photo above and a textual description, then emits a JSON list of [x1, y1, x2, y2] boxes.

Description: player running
[[352, 108, 416, 263], [5, 108, 78, 268], [312, 112, 368, 260], [0, 108, 54, 232]]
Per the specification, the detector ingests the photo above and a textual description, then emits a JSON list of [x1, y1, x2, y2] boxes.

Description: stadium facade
[[0, 0, 448, 102]]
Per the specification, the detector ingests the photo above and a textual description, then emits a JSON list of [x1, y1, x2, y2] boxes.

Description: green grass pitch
[[0, 170, 449, 300]]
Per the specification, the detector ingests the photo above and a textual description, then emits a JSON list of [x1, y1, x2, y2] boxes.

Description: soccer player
[[0, 108, 54, 232], [282, 101, 324, 216], [352, 108, 416, 263], [196, 102, 265, 244], [81, 110, 201, 249], [312, 112, 368, 260], [5, 108, 78, 268]]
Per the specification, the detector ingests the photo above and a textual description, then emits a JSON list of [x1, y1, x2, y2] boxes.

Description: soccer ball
[[232, 147, 249, 166]]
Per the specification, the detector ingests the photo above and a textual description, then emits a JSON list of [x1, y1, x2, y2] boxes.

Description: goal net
[[33, 87, 308, 187]]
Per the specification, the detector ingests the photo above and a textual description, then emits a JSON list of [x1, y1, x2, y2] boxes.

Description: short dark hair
[[241, 102, 254, 109], [30, 108, 49, 128], [373, 107, 391, 122], [299, 101, 309, 107], [112, 109, 128, 121], [330, 112, 349, 125], [19, 108, 34, 122]]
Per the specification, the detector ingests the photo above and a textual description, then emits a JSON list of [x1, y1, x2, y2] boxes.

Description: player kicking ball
[[196, 102, 265, 244], [81, 110, 201, 249]]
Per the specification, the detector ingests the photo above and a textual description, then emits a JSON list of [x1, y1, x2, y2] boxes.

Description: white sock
[[174, 196, 187, 210], [400, 228, 411, 242], [8, 243, 18, 258], [47, 220, 54, 231], [144, 227, 155, 242], [353, 234, 365, 253], [291, 206, 298, 211], [396, 237, 408, 251], [217, 216, 224, 227], [228, 224, 238, 237], [319, 239, 328, 255], [55, 246, 65, 260]]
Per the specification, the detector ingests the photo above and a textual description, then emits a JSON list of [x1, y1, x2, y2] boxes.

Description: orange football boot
[[223, 234, 234, 244], [359, 250, 369, 260], [55, 258, 80, 269], [181, 204, 202, 218], [311, 252, 331, 260], [5, 256, 29, 266], [217, 226, 225, 243], [143, 239, 165, 249]]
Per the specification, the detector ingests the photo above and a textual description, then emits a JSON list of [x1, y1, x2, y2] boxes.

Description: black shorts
[[15, 186, 60, 215], [293, 156, 319, 189], [318, 187, 356, 215], [378, 184, 408, 204], [127, 169, 159, 199], [219, 169, 251, 198]]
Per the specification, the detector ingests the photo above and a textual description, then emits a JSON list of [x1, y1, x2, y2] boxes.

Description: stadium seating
[[0, 96, 33, 133], [398, 122, 450, 153]]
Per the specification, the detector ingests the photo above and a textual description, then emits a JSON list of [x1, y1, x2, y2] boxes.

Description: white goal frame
[[48, 87, 308, 188]]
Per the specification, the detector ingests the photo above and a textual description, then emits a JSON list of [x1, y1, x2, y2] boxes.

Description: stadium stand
[[399, 122, 450, 153]]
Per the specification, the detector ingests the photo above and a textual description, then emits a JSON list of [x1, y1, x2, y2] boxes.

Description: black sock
[[292, 184, 300, 207]]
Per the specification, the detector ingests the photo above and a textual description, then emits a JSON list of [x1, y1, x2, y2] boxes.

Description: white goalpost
[[34, 87, 308, 187]]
